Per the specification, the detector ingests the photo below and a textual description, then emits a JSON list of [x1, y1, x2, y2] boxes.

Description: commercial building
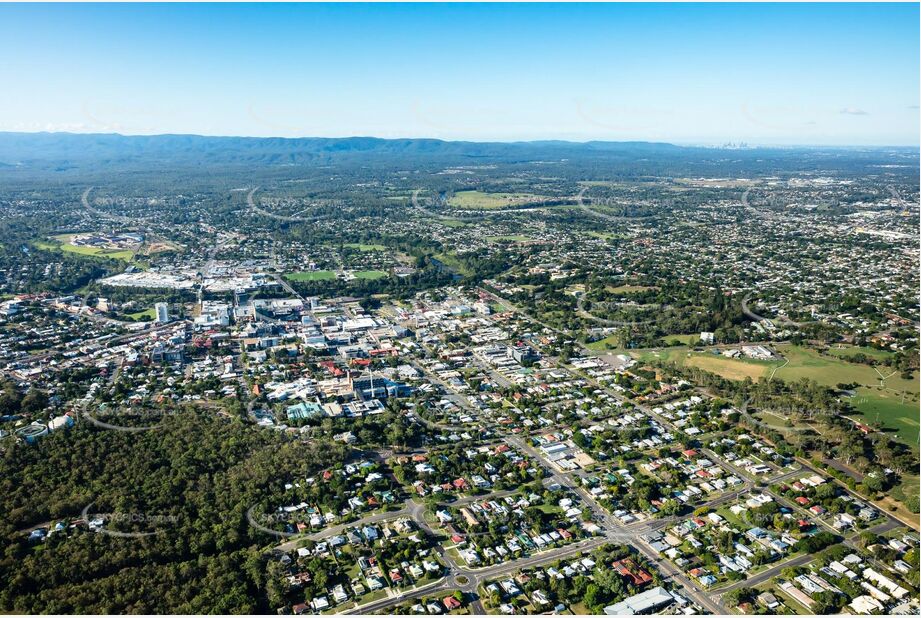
[[155, 302, 170, 323], [602, 586, 674, 615]]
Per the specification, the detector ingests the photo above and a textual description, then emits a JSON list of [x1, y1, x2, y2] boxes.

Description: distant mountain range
[[0, 131, 913, 175], [0, 131, 697, 167]]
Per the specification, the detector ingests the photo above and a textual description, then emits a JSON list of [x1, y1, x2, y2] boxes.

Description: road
[[574, 292, 659, 327], [81, 186, 139, 225], [473, 287, 731, 612], [713, 517, 903, 600], [5, 320, 183, 375], [740, 292, 811, 328], [274, 273, 307, 302], [268, 287, 915, 614], [574, 186, 655, 222], [466, 287, 921, 610], [504, 436, 727, 614], [247, 187, 331, 223]]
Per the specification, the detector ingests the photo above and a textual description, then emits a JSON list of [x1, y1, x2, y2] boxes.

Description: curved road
[[576, 293, 660, 328], [246, 187, 333, 223], [741, 292, 812, 328], [575, 187, 656, 222]]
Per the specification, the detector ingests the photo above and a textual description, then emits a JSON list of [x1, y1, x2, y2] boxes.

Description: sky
[[0, 3, 918, 146]]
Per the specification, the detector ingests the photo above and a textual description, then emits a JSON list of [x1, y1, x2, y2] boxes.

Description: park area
[[343, 243, 386, 251], [285, 270, 389, 282], [632, 343, 920, 449], [447, 190, 546, 210], [33, 233, 137, 261], [352, 270, 388, 280], [284, 270, 335, 282]]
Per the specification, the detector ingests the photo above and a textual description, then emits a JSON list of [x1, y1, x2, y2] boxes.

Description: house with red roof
[[613, 559, 653, 587]]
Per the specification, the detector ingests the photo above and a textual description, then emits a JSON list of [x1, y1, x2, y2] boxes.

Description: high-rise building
[[155, 302, 170, 323]]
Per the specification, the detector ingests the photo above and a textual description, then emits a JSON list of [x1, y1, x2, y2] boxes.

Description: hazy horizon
[[1, 129, 918, 150]]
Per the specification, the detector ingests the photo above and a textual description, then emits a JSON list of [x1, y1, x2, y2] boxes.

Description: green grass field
[[632, 344, 920, 448], [823, 344, 895, 361], [34, 234, 136, 262], [433, 252, 472, 277], [662, 333, 701, 346], [285, 270, 335, 281], [588, 333, 698, 352], [447, 190, 545, 210], [344, 243, 386, 251], [352, 270, 388, 280], [641, 348, 776, 381], [606, 284, 656, 294], [890, 474, 920, 513], [850, 392, 919, 450], [585, 335, 623, 352], [126, 308, 156, 321]]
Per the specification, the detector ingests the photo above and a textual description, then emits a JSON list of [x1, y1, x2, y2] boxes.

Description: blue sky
[[0, 3, 917, 145]]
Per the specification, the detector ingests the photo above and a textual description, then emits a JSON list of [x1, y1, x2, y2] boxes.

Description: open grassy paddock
[[285, 270, 336, 281], [585, 335, 623, 352], [34, 234, 137, 262], [433, 252, 472, 277], [662, 333, 702, 346], [352, 270, 388, 280], [605, 284, 656, 294], [824, 344, 895, 362], [447, 190, 546, 210], [125, 307, 156, 321], [632, 343, 920, 448], [343, 243, 387, 251]]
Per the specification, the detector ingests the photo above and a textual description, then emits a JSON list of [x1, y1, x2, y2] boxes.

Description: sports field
[[343, 243, 386, 251], [352, 270, 388, 280], [632, 347, 776, 380], [447, 190, 545, 210], [34, 234, 136, 261], [889, 473, 920, 514], [823, 344, 894, 362], [632, 344, 920, 448], [126, 308, 156, 321], [285, 270, 335, 281]]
